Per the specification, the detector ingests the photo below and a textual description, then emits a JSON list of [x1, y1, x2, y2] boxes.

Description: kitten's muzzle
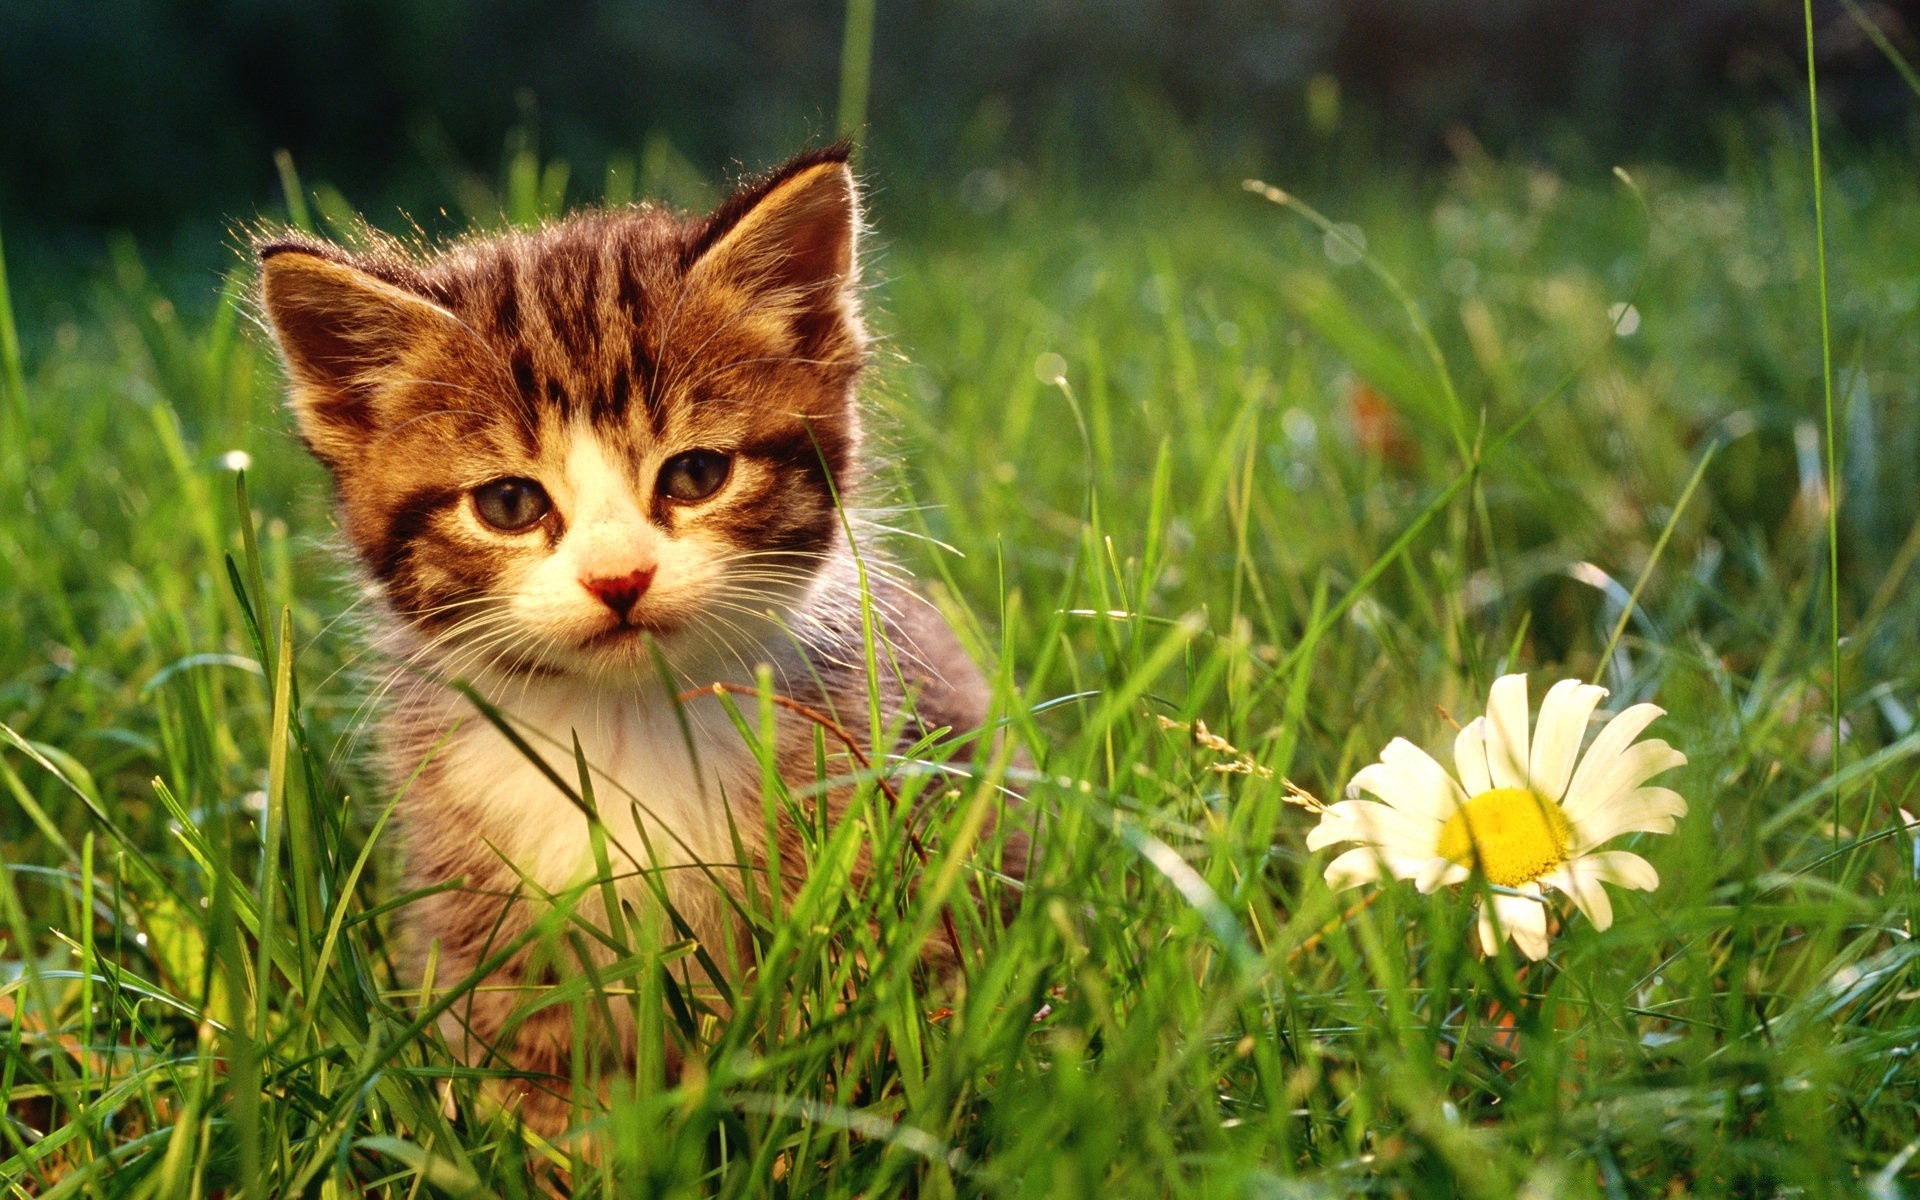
[[583, 567, 655, 622]]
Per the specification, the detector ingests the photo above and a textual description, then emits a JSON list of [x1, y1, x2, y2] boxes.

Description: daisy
[[1309, 674, 1687, 959]]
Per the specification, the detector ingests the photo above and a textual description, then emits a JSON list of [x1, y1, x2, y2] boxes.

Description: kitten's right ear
[[257, 246, 468, 467], [683, 145, 864, 360]]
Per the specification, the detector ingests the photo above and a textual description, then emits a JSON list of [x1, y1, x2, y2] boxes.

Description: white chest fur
[[425, 675, 758, 900]]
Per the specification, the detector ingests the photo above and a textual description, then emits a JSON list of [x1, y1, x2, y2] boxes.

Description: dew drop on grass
[[1033, 352, 1068, 387], [1323, 223, 1366, 266], [1441, 257, 1479, 294], [1608, 302, 1641, 336], [959, 168, 1008, 216], [1281, 407, 1317, 449], [221, 449, 252, 472], [1729, 254, 1770, 291], [909, 364, 941, 405]]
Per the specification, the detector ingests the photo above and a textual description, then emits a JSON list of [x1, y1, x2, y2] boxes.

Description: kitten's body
[[259, 147, 1010, 1135]]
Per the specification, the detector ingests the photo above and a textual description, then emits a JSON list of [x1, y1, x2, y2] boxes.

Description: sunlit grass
[[2, 127, 1919, 1196]]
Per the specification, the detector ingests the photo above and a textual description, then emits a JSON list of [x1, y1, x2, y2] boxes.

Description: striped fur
[[257, 147, 1017, 1138]]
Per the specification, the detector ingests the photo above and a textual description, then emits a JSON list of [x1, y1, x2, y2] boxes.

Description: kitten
[[257, 145, 1017, 1135]]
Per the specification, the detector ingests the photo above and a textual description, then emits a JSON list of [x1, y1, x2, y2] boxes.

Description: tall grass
[[837, 0, 878, 139], [3, 118, 1920, 1195], [1803, 0, 1845, 854]]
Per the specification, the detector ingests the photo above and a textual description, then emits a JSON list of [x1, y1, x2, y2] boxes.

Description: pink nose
[[583, 568, 654, 619]]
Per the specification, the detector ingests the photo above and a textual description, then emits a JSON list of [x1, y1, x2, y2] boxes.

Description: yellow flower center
[[1436, 787, 1573, 887]]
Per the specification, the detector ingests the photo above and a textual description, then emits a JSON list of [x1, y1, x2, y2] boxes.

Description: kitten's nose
[[583, 568, 654, 620]]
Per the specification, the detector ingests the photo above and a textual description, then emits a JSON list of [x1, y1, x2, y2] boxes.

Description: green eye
[[658, 450, 732, 504], [473, 477, 551, 532]]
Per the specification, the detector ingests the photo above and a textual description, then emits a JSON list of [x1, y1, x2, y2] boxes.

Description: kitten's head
[[258, 146, 866, 678]]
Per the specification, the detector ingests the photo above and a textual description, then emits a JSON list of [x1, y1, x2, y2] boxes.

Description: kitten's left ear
[[687, 145, 862, 351], [257, 245, 482, 471]]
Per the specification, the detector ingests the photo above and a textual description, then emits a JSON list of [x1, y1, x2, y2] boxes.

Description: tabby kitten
[[258, 146, 1007, 1134]]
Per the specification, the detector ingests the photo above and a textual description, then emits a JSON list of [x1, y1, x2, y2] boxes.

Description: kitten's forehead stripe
[[634, 333, 665, 434], [509, 348, 539, 423], [410, 216, 703, 438], [605, 364, 632, 423], [493, 256, 521, 338], [545, 244, 596, 365]]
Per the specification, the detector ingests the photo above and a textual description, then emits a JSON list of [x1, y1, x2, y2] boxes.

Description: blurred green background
[[3, 1, 1915, 247]]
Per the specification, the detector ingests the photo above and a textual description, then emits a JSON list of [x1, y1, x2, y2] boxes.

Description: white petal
[[1528, 680, 1608, 801], [1306, 800, 1437, 855], [1476, 904, 1501, 955], [1569, 787, 1688, 849], [1562, 740, 1687, 824], [1508, 909, 1552, 960], [1374, 738, 1470, 821], [1563, 702, 1666, 804], [1575, 812, 1678, 848], [1483, 674, 1532, 790], [1304, 800, 1370, 851], [1344, 761, 1401, 804], [1495, 889, 1552, 960], [1583, 849, 1659, 892], [1323, 846, 1424, 891], [1542, 863, 1614, 931], [1414, 857, 1470, 893], [1454, 717, 1493, 797], [1478, 888, 1551, 959], [1323, 847, 1383, 890], [1347, 754, 1459, 827]]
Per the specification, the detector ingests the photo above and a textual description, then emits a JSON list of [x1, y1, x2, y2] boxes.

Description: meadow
[[2, 113, 1919, 1196]]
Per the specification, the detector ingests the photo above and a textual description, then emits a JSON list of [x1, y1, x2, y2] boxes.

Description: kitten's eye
[[472, 477, 551, 532], [658, 450, 732, 504]]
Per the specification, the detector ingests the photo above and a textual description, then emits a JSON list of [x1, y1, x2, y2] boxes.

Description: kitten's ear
[[257, 246, 471, 467], [686, 146, 863, 353]]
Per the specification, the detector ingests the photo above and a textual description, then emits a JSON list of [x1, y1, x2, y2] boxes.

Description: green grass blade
[[836, 0, 877, 138]]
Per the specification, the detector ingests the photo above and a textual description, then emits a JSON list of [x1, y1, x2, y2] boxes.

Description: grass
[[3, 116, 1920, 1196]]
